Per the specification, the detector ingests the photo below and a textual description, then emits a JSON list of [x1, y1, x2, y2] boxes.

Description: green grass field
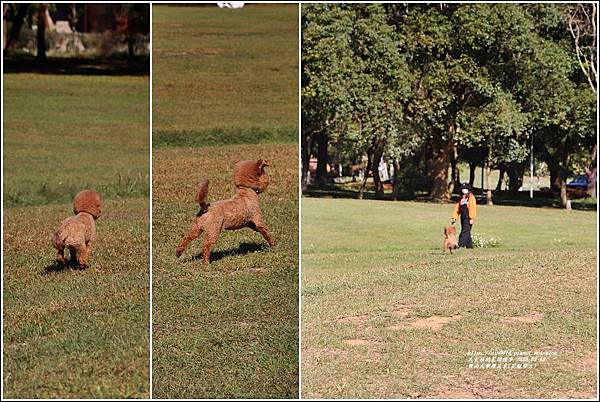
[[151, 4, 299, 399], [301, 198, 597, 399], [3, 73, 149, 398], [152, 4, 298, 147]]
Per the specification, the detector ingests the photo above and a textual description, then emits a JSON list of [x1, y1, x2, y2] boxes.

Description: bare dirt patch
[[344, 338, 377, 346], [551, 390, 598, 399], [578, 352, 597, 372], [391, 305, 412, 318], [433, 383, 515, 399], [390, 315, 463, 331], [501, 311, 544, 324], [433, 388, 476, 398]]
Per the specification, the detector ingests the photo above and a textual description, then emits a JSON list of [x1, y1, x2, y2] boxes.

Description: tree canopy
[[302, 3, 597, 207]]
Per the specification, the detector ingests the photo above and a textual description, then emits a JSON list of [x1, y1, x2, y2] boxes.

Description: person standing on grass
[[451, 183, 477, 248]]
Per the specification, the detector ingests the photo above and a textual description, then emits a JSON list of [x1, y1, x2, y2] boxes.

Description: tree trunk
[[507, 162, 525, 193], [485, 162, 493, 206], [128, 35, 135, 58], [585, 144, 597, 198], [429, 124, 454, 202], [547, 160, 561, 192], [37, 4, 47, 61], [392, 161, 401, 200], [315, 131, 328, 187], [559, 177, 571, 210], [559, 154, 571, 209], [3, 4, 8, 50], [448, 142, 459, 195], [372, 145, 384, 199], [468, 161, 476, 186], [6, 4, 29, 50], [425, 138, 434, 192], [358, 150, 373, 200], [301, 133, 311, 192], [495, 163, 506, 191]]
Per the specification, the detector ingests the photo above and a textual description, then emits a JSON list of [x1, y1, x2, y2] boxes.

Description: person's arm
[[469, 194, 477, 221], [451, 202, 459, 223]]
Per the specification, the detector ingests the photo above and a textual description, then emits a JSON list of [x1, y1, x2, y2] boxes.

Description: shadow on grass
[[192, 242, 268, 263], [304, 185, 597, 211], [42, 261, 86, 275], [3, 54, 149, 76]]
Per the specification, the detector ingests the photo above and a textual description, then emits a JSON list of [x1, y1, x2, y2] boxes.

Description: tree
[[36, 4, 48, 60], [302, 4, 411, 198], [566, 3, 597, 94], [302, 4, 355, 187]]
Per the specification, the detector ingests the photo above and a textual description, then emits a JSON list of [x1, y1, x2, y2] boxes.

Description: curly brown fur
[[176, 159, 275, 264], [52, 190, 102, 268], [443, 225, 458, 254]]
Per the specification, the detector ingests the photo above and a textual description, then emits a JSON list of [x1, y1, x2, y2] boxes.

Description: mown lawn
[[3, 74, 149, 207], [152, 144, 298, 399], [301, 198, 597, 399], [151, 4, 299, 399], [3, 73, 149, 398], [152, 4, 298, 147]]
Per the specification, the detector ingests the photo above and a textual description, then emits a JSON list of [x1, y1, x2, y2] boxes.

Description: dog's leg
[[176, 220, 202, 258], [74, 244, 89, 268], [202, 227, 220, 264], [68, 246, 78, 266], [52, 233, 66, 264], [249, 218, 275, 247], [79, 243, 93, 268], [56, 248, 66, 265]]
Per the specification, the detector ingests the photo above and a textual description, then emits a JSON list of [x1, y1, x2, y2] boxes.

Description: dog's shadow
[[42, 261, 86, 275], [192, 242, 267, 263]]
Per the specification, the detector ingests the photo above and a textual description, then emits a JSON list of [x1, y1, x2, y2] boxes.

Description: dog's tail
[[195, 179, 210, 217]]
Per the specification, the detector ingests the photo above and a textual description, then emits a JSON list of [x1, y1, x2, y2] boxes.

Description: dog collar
[[237, 185, 260, 194]]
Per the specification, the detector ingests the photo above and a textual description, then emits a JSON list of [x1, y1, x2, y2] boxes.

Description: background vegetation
[[302, 3, 596, 208]]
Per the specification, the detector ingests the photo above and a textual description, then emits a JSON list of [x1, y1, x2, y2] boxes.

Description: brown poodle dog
[[176, 159, 275, 264], [52, 190, 102, 268], [443, 225, 458, 254]]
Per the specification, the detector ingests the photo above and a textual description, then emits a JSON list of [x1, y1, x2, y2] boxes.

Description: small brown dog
[[443, 225, 458, 254], [52, 190, 102, 268], [176, 159, 275, 263]]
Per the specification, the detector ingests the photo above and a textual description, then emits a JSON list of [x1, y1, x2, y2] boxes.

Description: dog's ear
[[256, 159, 269, 174]]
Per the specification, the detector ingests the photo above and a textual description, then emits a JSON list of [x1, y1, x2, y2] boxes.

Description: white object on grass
[[217, 2, 245, 8]]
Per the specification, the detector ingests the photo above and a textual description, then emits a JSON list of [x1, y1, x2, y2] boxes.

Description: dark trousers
[[459, 218, 473, 248]]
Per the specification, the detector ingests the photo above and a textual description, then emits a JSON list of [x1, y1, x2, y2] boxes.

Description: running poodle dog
[[176, 159, 275, 263], [443, 225, 458, 254], [52, 190, 102, 268]]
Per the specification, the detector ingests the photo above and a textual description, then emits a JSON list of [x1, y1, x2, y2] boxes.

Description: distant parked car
[[567, 175, 588, 189], [567, 174, 589, 198]]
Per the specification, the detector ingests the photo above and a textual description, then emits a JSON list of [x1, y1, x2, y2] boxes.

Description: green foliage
[[302, 3, 596, 202]]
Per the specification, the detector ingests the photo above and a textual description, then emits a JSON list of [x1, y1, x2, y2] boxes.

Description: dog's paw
[[175, 248, 183, 258]]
